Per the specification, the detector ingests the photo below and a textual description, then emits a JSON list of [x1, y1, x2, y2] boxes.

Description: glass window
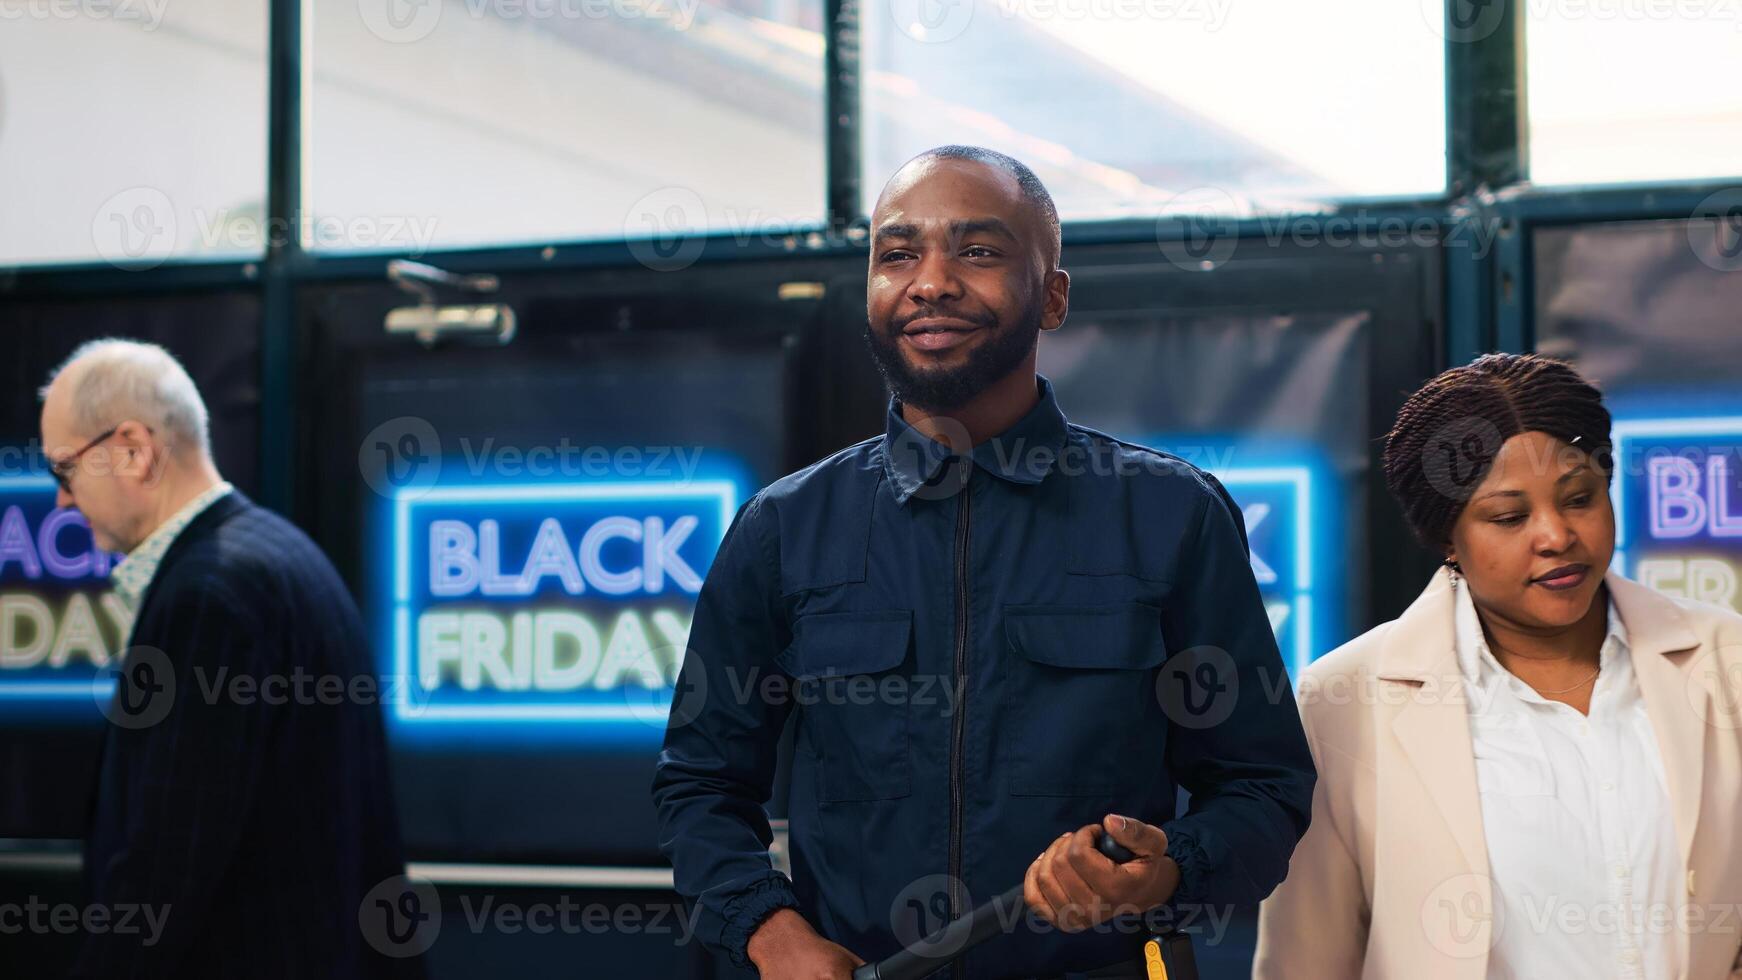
[[1527, 7, 1742, 186], [861, 0, 1447, 220], [306, 0, 827, 253], [0, 0, 268, 268]]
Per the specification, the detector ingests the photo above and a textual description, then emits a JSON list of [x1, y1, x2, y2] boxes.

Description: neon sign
[[1612, 416, 1742, 611], [1217, 467, 1316, 680], [0, 475, 129, 700], [386, 480, 738, 724], [1134, 437, 1334, 680]]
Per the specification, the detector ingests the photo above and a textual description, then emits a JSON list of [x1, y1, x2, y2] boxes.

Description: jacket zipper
[[946, 468, 973, 971]]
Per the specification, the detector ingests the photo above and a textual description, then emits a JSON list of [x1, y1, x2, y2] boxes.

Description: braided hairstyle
[[1382, 353, 1614, 555]]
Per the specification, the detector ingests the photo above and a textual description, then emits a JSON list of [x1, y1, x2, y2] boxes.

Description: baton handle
[[850, 832, 1137, 980]]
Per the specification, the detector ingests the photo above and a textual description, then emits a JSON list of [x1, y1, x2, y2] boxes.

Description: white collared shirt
[[1453, 574, 1684, 980], [109, 481, 233, 610]]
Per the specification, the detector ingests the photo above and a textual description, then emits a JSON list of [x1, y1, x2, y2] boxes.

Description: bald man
[[40, 339, 421, 979], [653, 147, 1315, 980]]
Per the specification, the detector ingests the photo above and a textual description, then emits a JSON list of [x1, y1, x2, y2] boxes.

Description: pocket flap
[[777, 610, 913, 679], [1004, 603, 1167, 670]]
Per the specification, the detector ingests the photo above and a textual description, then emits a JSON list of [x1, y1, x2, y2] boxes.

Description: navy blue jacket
[[652, 377, 1315, 979], [78, 491, 422, 980]]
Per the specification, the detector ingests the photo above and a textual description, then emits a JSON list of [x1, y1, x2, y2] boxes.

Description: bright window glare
[[863, 0, 1449, 219], [306, 0, 827, 253], [1527, 6, 1742, 186], [0, 0, 268, 268]]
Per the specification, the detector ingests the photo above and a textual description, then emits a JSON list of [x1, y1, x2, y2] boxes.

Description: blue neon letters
[[387, 480, 737, 723]]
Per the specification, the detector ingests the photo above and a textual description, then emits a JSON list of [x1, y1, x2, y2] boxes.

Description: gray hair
[[39, 338, 211, 458]]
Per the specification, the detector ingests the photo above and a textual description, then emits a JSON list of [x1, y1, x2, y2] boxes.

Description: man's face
[[865, 157, 1067, 413], [40, 380, 151, 554]]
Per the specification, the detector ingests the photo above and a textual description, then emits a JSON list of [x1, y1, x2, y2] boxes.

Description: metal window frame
[[0, 0, 1735, 511]]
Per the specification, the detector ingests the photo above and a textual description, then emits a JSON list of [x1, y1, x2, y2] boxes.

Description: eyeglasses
[[49, 426, 121, 493]]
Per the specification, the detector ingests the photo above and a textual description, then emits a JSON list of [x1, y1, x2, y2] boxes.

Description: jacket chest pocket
[[1004, 603, 1168, 796], [776, 609, 914, 802]]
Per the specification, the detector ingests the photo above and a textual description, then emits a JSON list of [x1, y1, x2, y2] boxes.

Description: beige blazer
[[1255, 566, 1742, 979]]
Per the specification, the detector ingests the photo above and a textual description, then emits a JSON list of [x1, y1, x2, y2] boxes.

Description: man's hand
[[746, 908, 865, 980], [1023, 813, 1182, 932]]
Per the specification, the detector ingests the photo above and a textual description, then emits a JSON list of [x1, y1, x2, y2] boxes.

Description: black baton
[[850, 832, 1196, 980]]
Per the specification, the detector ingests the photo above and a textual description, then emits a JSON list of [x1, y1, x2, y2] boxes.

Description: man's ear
[[1041, 269, 1070, 331], [111, 420, 163, 485]]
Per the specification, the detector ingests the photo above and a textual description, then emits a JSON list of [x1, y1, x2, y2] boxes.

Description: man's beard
[[863, 296, 1042, 413]]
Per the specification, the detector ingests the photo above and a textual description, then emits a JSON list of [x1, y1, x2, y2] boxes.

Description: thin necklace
[[1530, 667, 1601, 695], [1452, 571, 1601, 695], [1488, 630, 1602, 694]]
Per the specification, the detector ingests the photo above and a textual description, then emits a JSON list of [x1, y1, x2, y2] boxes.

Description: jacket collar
[[131, 489, 253, 615], [1376, 562, 1708, 884], [881, 374, 1070, 505], [111, 481, 235, 607]]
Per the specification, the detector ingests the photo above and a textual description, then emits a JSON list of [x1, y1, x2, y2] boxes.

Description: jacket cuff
[[721, 871, 802, 969], [1163, 827, 1213, 907]]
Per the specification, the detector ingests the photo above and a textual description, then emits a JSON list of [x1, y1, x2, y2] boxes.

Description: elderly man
[[39, 339, 421, 979]]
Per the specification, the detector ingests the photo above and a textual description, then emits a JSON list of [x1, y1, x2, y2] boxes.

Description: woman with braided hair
[[1255, 353, 1742, 979]]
